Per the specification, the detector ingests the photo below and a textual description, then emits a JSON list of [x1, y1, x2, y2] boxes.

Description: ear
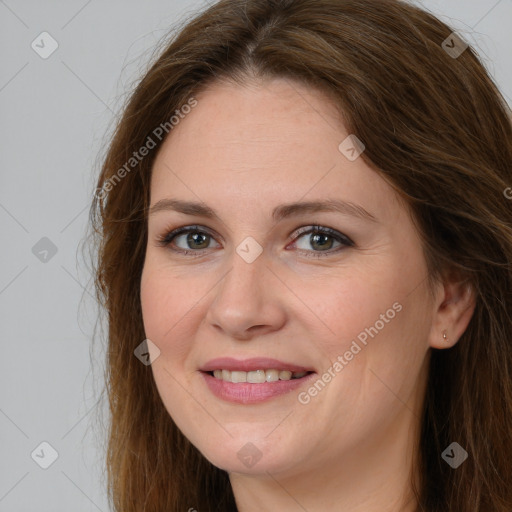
[[428, 272, 476, 349]]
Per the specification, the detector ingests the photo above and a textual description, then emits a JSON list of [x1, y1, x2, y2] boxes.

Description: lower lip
[[201, 371, 316, 404]]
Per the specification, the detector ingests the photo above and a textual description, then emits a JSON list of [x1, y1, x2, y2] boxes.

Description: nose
[[204, 245, 287, 341]]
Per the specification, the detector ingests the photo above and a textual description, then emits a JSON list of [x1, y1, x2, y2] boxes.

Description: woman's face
[[140, 78, 438, 477]]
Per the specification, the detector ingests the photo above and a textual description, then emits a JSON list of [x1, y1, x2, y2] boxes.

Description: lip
[[199, 357, 314, 373], [201, 372, 316, 404], [199, 357, 316, 404]]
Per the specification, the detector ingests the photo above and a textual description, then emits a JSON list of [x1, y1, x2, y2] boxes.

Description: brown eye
[[181, 231, 211, 250], [291, 226, 353, 258], [156, 225, 220, 255]]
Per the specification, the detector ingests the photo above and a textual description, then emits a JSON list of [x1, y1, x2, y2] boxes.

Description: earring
[[442, 330, 449, 343]]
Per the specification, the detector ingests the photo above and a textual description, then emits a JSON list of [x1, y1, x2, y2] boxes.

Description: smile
[[199, 357, 316, 404], [210, 369, 309, 383]]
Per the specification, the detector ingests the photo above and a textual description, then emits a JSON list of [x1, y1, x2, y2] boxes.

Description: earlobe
[[429, 278, 476, 350]]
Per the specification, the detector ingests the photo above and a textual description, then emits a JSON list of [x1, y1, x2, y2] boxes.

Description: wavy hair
[[89, 0, 512, 510]]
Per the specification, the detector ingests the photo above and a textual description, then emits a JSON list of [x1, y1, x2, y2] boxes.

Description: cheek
[[140, 265, 205, 428], [140, 263, 197, 365], [305, 266, 404, 352], [140, 265, 165, 341], [303, 286, 430, 440], [308, 256, 431, 389]]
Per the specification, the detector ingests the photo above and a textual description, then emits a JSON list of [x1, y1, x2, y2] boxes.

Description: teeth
[[247, 370, 266, 383], [266, 369, 279, 382], [210, 369, 309, 383], [231, 371, 247, 383]]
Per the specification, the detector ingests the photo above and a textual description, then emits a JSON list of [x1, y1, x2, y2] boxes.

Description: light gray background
[[1, 1, 511, 510]]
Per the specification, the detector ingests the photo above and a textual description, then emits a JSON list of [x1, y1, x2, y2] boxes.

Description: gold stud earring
[[442, 330, 449, 343]]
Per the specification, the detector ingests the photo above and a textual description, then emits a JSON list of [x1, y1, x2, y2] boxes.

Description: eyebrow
[[148, 198, 377, 223]]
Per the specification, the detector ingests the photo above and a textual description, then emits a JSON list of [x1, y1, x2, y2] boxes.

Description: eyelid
[[155, 224, 220, 247], [290, 225, 354, 246]]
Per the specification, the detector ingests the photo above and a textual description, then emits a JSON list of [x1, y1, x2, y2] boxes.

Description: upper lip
[[200, 357, 314, 373]]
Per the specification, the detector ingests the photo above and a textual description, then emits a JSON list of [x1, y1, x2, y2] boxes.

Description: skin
[[140, 77, 475, 512]]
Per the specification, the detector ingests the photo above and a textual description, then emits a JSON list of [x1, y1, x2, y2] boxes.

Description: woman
[[90, 0, 512, 510]]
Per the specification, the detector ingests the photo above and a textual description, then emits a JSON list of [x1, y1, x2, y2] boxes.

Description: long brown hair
[[88, 0, 512, 510]]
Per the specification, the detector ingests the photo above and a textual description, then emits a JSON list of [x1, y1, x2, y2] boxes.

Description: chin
[[191, 432, 304, 476]]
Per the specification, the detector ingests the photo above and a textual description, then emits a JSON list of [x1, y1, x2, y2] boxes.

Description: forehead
[[162, 78, 344, 161], [150, 78, 402, 224]]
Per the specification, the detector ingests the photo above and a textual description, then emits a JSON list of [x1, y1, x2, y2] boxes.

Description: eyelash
[[155, 224, 354, 259]]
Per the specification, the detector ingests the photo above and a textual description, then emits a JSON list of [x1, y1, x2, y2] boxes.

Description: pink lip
[[199, 357, 316, 404], [200, 357, 313, 373], [201, 372, 316, 404]]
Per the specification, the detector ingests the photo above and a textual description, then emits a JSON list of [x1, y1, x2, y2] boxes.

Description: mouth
[[206, 369, 313, 383], [199, 357, 316, 404]]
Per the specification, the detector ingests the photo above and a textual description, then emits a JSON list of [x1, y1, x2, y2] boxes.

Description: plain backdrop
[[1, 0, 511, 510]]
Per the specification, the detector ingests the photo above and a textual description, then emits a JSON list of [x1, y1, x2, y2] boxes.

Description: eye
[[155, 225, 220, 256], [289, 225, 354, 258], [155, 224, 354, 258]]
